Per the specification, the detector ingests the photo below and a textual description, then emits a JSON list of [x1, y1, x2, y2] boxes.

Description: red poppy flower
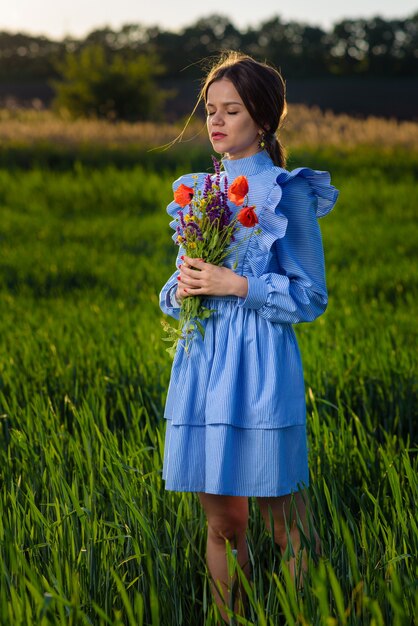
[[237, 206, 258, 227], [174, 184, 194, 207], [228, 176, 249, 206]]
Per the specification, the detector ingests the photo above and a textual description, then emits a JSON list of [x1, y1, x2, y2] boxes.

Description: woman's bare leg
[[198, 493, 251, 623], [256, 489, 321, 588]]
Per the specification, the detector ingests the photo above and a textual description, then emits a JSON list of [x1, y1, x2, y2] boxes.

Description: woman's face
[[206, 78, 262, 160]]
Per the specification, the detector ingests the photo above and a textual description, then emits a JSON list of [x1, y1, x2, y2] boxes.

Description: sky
[[1, 0, 417, 39]]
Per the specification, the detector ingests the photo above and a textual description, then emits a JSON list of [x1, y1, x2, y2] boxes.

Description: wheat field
[[0, 105, 417, 149]]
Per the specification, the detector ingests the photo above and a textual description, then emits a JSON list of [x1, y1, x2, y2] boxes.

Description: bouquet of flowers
[[161, 156, 260, 358]]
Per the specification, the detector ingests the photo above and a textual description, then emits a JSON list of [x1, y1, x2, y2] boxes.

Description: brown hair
[[168, 51, 288, 168], [201, 51, 287, 167]]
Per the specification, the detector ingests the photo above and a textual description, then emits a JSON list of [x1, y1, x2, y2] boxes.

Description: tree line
[[0, 12, 417, 82]]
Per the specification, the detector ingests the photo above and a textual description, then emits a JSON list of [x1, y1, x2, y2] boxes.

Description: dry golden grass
[[0, 104, 416, 149], [281, 105, 418, 149]]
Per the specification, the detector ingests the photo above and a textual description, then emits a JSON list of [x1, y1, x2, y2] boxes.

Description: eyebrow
[[206, 101, 243, 107]]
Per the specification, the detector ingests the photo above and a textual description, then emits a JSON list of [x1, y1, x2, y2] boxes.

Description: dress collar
[[221, 149, 277, 178]]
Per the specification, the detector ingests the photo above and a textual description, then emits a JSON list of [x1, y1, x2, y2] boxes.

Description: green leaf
[[200, 307, 216, 319], [165, 344, 177, 359], [195, 319, 205, 338]]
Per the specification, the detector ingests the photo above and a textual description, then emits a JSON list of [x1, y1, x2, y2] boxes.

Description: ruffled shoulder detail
[[255, 173, 288, 253], [166, 172, 208, 243], [245, 169, 288, 276], [275, 167, 339, 218]]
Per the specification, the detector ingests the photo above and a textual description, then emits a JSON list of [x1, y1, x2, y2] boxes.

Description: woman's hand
[[176, 255, 248, 300]]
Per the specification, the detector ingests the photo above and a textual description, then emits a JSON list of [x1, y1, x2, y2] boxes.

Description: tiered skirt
[[161, 296, 310, 497]]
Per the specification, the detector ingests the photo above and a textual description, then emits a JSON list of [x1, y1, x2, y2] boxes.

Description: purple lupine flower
[[178, 210, 186, 229], [212, 156, 221, 189], [203, 174, 212, 198], [206, 196, 221, 224], [175, 225, 183, 244], [223, 175, 229, 195], [185, 221, 203, 240], [215, 176, 231, 228], [216, 185, 231, 231]]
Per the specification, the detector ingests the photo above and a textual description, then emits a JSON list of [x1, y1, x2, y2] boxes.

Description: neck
[[221, 149, 278, 177]]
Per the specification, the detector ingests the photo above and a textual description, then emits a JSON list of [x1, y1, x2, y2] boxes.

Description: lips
[[212, 133, 227, 140]]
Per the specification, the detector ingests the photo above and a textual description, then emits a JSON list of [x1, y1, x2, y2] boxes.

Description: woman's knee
[[199, 493, 248, 544], [208, 515, 248, 544], [256, 491, 307, 550]]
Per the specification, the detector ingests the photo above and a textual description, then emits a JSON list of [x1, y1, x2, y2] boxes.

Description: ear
[[258, 124, 271, 134]]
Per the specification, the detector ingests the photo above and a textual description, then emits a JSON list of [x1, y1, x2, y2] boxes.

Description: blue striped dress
[[159, 149, 339, 497]]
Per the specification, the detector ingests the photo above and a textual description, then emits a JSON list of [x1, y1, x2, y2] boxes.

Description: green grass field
[[0, 145, 417, 625]]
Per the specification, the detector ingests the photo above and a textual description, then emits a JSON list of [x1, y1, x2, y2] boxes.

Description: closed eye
[[207, 111, 238, 116]]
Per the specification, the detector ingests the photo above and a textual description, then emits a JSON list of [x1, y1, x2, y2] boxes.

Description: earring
[[258, 131, 266, 150]]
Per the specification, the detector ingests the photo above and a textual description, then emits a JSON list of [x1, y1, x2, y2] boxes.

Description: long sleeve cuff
[[237, 275, 269, 309], [168, 283, 181, 308]]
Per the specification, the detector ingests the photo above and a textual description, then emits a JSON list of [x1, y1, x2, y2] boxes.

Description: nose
[[211, 111, 224, 125]]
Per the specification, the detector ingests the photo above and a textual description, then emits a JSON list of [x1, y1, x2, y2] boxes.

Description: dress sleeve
[[159, 245, 183, 321], [237, 171, 338, 324]]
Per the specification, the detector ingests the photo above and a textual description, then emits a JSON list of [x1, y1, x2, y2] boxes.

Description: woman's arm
[[178, 257, 248, 299], [179, 177, 329, 321], [237, 176, 330, 324], [159, 246, 184, 320], [165, 170, 338, 324]]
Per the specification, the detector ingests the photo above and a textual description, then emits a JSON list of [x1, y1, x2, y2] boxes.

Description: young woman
[[159, 51, 339, 622]]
